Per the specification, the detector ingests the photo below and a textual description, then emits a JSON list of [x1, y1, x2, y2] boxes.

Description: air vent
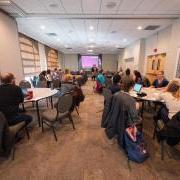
[[66, 47, 72, 50], [117, 48, 123, 50], [49, 3, 58, 8], [46, 33, 57, 37], [144, 25, 160, 30], [106, 2, 117, 9]]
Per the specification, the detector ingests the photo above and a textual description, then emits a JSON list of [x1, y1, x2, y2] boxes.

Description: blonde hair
[[166, 80, 180, 100]]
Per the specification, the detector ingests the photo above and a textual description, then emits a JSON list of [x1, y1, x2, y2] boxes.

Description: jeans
[[8, 114, 33, 126]]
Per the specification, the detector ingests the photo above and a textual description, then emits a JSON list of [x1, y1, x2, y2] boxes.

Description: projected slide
[[81, 55, 101, 68]]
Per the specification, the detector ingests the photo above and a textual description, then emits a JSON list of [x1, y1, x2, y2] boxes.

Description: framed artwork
[[146, 53, 166, 83]]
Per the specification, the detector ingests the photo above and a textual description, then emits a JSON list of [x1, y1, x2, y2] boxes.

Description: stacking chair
[[0, 112, 30, 160], [41, 93, 75, 141], [19, 80, 32, 111]]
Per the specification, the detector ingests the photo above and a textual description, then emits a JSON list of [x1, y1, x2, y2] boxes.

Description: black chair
[[153, 111, 180, 160], [41, 93, 75, 141], [0, 112, 30, 160], [19, 80, 32, 111]]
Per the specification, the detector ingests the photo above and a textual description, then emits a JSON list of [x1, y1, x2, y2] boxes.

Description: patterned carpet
[[0, 80, 179, 180]]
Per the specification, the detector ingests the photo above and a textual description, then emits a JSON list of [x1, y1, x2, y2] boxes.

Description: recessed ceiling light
[[87, 49, 93, 52], [123, 38, 127, 42], [137, 26, 142, 30], [40, 25, 45, 30], [89, 38, 94, 42], [89, 26, 94, 30], [57, 38, 60, 41]]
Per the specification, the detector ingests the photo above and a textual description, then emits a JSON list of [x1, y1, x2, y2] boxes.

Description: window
[[45, 46, 59, 70], [19, 33, 40, 76]]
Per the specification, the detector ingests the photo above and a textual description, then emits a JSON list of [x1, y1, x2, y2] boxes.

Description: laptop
[[133, 83, 142, 93]]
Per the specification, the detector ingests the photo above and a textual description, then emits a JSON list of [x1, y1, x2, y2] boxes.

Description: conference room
[[0, 0, 180, 179]]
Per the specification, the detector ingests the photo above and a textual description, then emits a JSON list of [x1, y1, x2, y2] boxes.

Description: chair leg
[[153, 122, 157, 139], [69, 114, 75, 130], [41, 119, 44, 132], [75, 106, 80, 116], [25, 127, 30, 140], [161, 140, 165, 160], [52, 126, 58, 141], [22, 103, 25, 112], [12, 146, 16, 161]]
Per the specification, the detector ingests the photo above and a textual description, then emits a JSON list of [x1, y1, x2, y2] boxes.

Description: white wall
[[166, 19, 180, 79], [120, 23, 180, 79], [102, 54, 118, 72], [120, 39, 145, 72], [38, 42, 47, 71], [144, 26, 172, 76], [63, 54, 79, 71], [0, 11, 24, 83]]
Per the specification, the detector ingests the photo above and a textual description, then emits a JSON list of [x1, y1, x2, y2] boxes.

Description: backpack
[[124, 128, 149, 163]]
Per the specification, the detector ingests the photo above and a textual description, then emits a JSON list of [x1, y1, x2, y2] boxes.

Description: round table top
[[24, 88, 58, 102], [129, 87, 164, 102]]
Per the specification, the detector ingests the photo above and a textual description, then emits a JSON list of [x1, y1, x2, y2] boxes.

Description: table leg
[[50, 96, 53, 109], [35, 101, 41, 127], [141, 101, 144, 118]]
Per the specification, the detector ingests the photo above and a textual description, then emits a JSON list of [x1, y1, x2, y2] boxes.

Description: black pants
[[154, 105, 170, 124], [8, 114, 33, 126]]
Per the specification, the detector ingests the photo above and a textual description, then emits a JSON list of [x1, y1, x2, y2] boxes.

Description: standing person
[[0, 73, 32, 126], [95, 70, 105, 93], [91, 65, 98, 81], [152, 70, 169, 89], [119, 67, 124, 76], [52, 68, 60, 80], [46, 69, 52, 88], [109, 75, 121, 94], [121, 68, 134, 92]]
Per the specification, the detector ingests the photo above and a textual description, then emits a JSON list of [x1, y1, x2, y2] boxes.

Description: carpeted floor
[[0, 80, 179, 180]]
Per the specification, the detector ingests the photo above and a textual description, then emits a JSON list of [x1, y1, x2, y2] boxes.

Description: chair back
[[52, 79, 61, 88], [36, 80, 47, 88], [19, 80, 31, 88], [57, 93, 73, 113]]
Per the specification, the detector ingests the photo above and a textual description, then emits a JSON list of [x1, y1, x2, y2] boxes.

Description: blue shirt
[[96, 74, 105, 85], [153, 79, 169, 88]]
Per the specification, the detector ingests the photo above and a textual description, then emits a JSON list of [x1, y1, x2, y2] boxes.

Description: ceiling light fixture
[[137, 26, 142, 30], [40, 25, 45, 30], [89, 38, 94, 42], [123, 38, 127, 42], [89, 26, 94, 30], [87, 49, 93, 52], [57, 38, 60, 41]]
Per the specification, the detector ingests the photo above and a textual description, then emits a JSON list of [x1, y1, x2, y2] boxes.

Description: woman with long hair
[[156, 79, 180, 123]]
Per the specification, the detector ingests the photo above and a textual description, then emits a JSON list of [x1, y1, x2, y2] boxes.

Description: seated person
[[95, 70, 106, 92], [152, 71, 169, 89], [121, 68, 134, 92], [0, 73, 32, 126], [109, 75, 121, 94], [63, 69, 73, 82], [155, 80, 180, 124], [133, 70, 143, 84]]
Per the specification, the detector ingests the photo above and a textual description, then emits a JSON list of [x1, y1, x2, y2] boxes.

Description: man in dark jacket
[[0, 73, 32, 126]]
